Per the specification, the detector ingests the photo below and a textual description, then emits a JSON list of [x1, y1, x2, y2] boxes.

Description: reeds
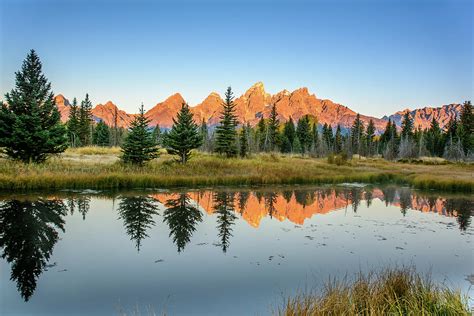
[[277, 266, 470, 315]]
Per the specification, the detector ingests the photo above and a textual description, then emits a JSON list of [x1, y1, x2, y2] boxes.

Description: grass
[[0, 147, 472, 192], [277, 266, 470, 315]]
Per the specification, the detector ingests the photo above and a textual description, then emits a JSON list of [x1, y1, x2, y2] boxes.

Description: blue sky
[[0, 0, 472, 116]]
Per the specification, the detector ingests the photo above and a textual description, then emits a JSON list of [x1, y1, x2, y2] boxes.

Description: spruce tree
[[459, 100, 473, 155], [165, 103, 202, 164], [121, 103, 159, 165], [256, 117, 267, 151], [79, 93, 93, 146], [365, 119, 376, 156], [292, 136, 302, 154], [283, 117, 296, 146], [426, 118, 443, 156], [214, 87, 238, 157], [239, 125, 249, 158], [92, 120, 110, 146], [67, 97, 81, 147], [400, 111, 414, 139], [152, 124, 162, 146], [296, 115, 312, 155], [0, 50, 67, 163], [334, 125, 343, 154], [322, 123, 334, 152], [351, 114, 365, 155], [267, 103, 280, 151], [199, 119, 209, 152], [311, 122, 319, 153]]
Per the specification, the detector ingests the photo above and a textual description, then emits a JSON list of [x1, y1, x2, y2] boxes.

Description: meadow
[[0, 147, 472, 192]]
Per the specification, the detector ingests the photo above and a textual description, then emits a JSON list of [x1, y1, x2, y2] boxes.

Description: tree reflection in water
[[163, 193, 203, 252], [118, 196, 159, 252], [0, 199, 66, 301], [214, 192, 237, 253]]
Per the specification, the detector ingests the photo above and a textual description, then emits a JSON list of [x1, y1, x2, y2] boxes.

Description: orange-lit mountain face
[[55, 82, 462, 131]]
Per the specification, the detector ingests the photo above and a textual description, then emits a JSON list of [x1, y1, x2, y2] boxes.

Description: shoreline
[[0, 150, 472, 192]]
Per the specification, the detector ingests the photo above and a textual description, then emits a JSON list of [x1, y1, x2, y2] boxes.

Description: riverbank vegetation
[[277, 266, 470, 315], [1, 51, 473, 191], [0, 148, 472, 191]]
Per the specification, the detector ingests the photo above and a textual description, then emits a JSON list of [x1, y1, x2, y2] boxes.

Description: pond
[[1, 185, 473, 315]]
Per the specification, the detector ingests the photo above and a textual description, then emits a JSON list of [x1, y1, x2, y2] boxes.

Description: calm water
[[1, 185, 473, 315]]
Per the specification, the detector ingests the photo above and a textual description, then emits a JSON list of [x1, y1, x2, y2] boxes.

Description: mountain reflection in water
[[0, 186, 472, 305]]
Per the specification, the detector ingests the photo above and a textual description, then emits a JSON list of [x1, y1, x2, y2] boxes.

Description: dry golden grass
[[0, 149, 472, 191], [277, 266, 470, 315]]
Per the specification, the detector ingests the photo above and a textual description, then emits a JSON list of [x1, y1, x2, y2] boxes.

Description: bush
[[327, 153, 349, 166]]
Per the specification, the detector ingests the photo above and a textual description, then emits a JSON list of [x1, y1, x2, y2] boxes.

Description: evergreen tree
[[292, 135, 302, 154], [296, 115, 312, 154], [67, 97, 81, 147], [351, 114, 365, 156], [400, 111, 414, 139], [92, 120, 110, 146], [267, 103, 280, 151], [458, 100, 473, 155], [239, 125, 249, 158], [282, 117, 296, 150], [365, 119, 376, 156], [322, 123, 334, 152], [121, 103, 159, 165], [78, 93, 93, 146], [311, 122, 319, 154], [199, 119, 209, 152], [152, 124, 162, 146], [165, 103, 202, 164], [256, 117, 267, 151], [334, 125, 343, 154], [281, 135, 292, 153], [426, 118, 443, 156], [214, 87, 238, 157], [0, 50, 67, 163]]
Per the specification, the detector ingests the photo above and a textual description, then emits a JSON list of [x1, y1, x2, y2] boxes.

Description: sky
[[0, 0, 472, 117]]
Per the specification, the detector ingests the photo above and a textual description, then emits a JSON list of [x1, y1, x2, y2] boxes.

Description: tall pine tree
[[165, 103, 202, 164], [296, 115, 312, 155], [239, 125, 249, 158], [459, 100, 473, 155], [267, 103, 280, 151], [400, 111, 414, 140], [351, 114, 365, 155], [121, 103, 159, 165], [67, 97, 81, 147], [0, 50, 67, 163], [79, 94, 93, 146], [214, 87, 238, 157], [365, 119, 375, 156], [92, 120, 110, 146]]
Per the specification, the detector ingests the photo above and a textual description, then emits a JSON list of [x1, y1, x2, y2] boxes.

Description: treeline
[[1, 50, 472, 165], [66, 94, 128, 148]]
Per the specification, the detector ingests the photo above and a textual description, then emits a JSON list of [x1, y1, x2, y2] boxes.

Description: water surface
[[1, 186, 472, 315]]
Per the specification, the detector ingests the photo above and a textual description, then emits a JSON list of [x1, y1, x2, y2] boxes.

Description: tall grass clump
[[277, 266, 470, 315]]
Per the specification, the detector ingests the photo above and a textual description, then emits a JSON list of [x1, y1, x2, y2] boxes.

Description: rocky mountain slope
[[55, 82, 462, 132]]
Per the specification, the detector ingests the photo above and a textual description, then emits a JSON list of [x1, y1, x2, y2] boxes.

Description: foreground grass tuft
[[277, 266, 470, 315]]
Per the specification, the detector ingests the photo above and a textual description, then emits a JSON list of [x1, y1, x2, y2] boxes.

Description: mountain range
[[55, 82, 462, 133]]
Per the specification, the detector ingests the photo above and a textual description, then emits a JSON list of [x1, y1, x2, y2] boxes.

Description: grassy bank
[[277, 267, 470, 315], [0, 147, 472, 191]]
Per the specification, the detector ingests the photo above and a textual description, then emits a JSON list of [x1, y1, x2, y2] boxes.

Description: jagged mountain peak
[[54, 84, 463, 133]]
